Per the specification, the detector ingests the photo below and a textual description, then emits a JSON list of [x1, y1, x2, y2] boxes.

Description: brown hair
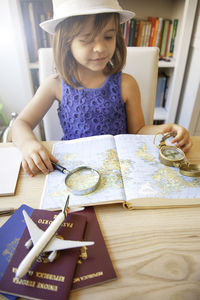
[[53, 13, 126, 88]]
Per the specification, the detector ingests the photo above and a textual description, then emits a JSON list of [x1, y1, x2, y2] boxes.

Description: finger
[[31, 152, 50, 175], [174, 133, 190, 147], [179, 140, 193, 153], [172, 136, 187, 147], [171, 131, 189, 145], [39, 150, 55, 172], [49, 153, 58, 163], [22, 159, 34, 177], [170, 130, 183, 142], [27, 156, 41, 175]]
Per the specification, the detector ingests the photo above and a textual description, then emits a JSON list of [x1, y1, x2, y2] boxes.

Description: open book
[[41, 134, 200, 210]]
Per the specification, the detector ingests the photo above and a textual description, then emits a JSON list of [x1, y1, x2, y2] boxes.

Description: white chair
[[38, 47, 159, 141]]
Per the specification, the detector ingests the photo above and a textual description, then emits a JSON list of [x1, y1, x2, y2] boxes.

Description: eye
[[105, 35, 114, 40], [79, 38, 93, 44]]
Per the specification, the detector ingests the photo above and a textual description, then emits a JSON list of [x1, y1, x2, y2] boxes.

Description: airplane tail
[[63, 195, 85, 215], [63, 195, 69, 217]]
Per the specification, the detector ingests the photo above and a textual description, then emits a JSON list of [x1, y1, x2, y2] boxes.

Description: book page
[[0, 147, 21, 196], [41, 135, 125, 209], [115, 134, 200, 201]]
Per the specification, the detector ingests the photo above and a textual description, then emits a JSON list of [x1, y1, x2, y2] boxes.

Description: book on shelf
[[28, 2, 40, 61], [136, 20, 146, 46], [0, 205, 116, 299], [133, 20, 140, 46], [155, 18, 164, 48], [160, 19, 171, 57], [151, 18, 159, 47], [144, 21, 152, 47], [121, 16, 178, 58], [168, 19, 179, 57], [164, 21, 173, 57], [155, 73, 168, 108], [20, 0, 53, 62], [148, 16, 157, 46], [0, 208, 88, 300], [40, 134, 200, 210], [128, 18, 136, 46], [20, 1, 36, 62]]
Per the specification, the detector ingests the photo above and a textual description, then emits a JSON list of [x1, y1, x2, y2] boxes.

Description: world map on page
[[115, 134, 200, 201], [41, 135, 200, 209], [41, 137, 126, 209]]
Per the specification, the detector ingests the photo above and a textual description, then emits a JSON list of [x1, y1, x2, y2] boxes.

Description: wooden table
[[1, 137, 200, 299]]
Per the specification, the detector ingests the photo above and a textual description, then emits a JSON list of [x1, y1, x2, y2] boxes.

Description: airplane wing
[[23, 210, 94, 252], [44, 237, 94, 252], [23, 210, 44, 245]]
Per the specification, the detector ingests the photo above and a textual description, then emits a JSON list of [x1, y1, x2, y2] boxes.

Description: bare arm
[[12, 75, 61, 176], [121, 73, 192, 152]]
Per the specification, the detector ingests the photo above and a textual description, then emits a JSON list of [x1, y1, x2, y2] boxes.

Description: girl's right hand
[[21, 140, 58, 176]]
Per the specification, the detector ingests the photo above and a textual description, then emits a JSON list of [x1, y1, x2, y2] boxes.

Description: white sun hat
[[40, 0, 135, 34]]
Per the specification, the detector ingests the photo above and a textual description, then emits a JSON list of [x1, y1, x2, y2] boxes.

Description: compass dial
[[160, 146, 185, 161]]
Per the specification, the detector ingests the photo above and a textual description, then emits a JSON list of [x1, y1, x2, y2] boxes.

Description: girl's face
[[71, 16, 117, 74]]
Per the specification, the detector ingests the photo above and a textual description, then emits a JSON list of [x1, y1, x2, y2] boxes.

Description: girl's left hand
[[161, 123, 192, 153]]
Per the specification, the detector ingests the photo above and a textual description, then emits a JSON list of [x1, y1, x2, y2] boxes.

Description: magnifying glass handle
[[51, 161, 68, 174]]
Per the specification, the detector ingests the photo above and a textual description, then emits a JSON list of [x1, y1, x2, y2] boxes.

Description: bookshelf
[[19, 0, 197, 124], [119, 0, 198, 123], [19, 0, 53, 93]]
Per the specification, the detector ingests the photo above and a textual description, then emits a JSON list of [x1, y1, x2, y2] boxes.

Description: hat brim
[[40, 9, 135, 34]]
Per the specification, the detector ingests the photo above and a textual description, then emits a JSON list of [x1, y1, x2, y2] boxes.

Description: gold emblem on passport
[[154, 132, 200, 177]]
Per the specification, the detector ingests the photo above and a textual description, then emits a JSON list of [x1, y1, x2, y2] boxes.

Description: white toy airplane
[[15, 196, 94, 279]]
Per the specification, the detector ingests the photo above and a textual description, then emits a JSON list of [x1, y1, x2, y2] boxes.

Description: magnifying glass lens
[[65, 167, 100, 195]]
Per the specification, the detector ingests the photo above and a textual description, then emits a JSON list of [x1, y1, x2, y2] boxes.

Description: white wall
[[0, 0, 33, 122], [176, 1, 200, 135]]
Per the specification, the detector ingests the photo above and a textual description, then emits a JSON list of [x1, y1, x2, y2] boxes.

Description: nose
[[93, 39, 106, 53]]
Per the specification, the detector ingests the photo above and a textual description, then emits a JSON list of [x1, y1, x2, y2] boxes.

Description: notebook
[[0, 147, 21, 196]]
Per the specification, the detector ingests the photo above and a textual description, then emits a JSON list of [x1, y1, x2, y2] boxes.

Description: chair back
[[39, 47, 159, 140], [124, 47, 159, 125]]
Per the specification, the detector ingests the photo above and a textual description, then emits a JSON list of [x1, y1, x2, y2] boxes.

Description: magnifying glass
[[51, 162, 100, 195]]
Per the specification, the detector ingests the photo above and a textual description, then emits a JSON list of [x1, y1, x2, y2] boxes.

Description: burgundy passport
[[72, 207, 116, 289], [0, 209, 87, 300]]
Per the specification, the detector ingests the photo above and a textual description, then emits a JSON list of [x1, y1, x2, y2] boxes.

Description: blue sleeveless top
[[58, 72, 127, 140]]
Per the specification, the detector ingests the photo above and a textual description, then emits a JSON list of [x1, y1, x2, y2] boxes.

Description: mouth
[[91, 57, 107, 62]]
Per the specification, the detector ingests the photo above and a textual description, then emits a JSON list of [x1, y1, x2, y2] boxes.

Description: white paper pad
[[0, 147, 21, 196]]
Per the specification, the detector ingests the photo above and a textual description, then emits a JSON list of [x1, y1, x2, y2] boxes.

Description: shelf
[[158, 59, 175, 68]]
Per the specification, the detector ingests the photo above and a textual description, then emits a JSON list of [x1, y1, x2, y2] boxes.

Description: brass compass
[[153, 132, 200, 177]]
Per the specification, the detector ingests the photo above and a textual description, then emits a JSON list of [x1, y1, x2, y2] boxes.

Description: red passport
[[72, 207, 116, 289], [0, 209, 87, 300]]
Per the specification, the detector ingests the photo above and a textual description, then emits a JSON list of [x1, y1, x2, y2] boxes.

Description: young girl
[[12, 0, 192, 177]]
